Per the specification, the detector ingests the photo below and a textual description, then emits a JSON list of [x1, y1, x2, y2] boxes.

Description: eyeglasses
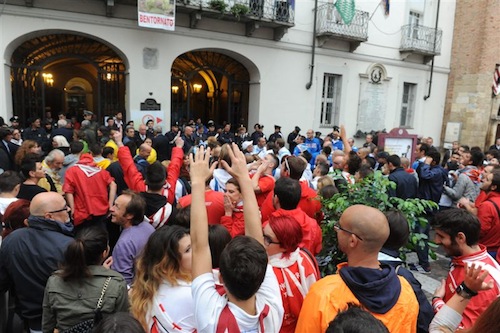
[[333, 221, 363, 241], [48, 205, 69, 214], [263, 234, 280, 246]]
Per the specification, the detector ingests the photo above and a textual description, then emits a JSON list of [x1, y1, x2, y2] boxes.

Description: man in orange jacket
[[296, 205, 419, 333]]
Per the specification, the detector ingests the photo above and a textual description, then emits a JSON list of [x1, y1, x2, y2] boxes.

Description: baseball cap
[[9, 116, 19, 122]]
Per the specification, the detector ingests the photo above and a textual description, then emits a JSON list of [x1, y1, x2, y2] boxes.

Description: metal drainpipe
[[305, 0, 319, 89], [424, 0, 441, 100]]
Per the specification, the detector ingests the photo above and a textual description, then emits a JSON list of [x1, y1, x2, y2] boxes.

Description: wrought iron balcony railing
[[400, 24, 442, 56], [316, 3, 369, 49], [177, 0, 294, 24]]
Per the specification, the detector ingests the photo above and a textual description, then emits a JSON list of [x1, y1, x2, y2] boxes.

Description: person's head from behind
[[0, 171, 21, 195], [273, 177, 301, 210], [2, 199, 30, 238], [326, 303, 389, 333], [209, 225, 232, 269], [354, 164, 373, 183], [58, 227, 109, 282], [263, 215, 303, 258], [432, 209, 480, 257], [319, 185, 338, 200], [145, 162, 167, 191], [218, 143, 233, 168], [317, 175, 335, 191], [281, 156, 306, 180], [93, 312, 145, 333], [110, 190, 146, 227], [219, 236, 268, 301], [383, 210, 409, 251], [69, 140, 84, 155], [31, 192, 70, 223], [336, 205, 389, 257]]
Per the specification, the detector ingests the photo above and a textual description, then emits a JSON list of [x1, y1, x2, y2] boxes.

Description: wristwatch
[[455, 282, 478, 299]]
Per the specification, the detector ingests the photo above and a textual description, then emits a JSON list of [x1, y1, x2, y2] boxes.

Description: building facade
[[0, 0, 455, 148], [441, 0, 500, 151]]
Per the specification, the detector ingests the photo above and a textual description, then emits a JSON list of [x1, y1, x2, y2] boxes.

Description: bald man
[[0, 192, 73, 332], [296, 205, 419, 333]]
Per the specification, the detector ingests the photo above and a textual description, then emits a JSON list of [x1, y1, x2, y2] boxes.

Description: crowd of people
[[1, 110, 500, 333]]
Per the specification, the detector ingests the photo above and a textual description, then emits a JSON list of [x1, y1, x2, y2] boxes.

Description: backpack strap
[[487, 199, 500, 219], [45, 174, 57, 192], [300, 247, 320, 277]]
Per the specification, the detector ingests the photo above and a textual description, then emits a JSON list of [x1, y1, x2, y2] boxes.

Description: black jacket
[[0, 216, 74, 330], [388, 167, 418, 200]]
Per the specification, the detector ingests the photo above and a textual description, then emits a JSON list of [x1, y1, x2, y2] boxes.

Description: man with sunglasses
[[296, 204, 419, 333], [0, 192, 74, 333]]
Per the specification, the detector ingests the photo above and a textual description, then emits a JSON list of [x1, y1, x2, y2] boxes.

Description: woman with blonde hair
[[130, 225, 195, 333]]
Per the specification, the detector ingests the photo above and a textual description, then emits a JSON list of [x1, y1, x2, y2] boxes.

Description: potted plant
[[209, 0, 228, 12], [230, 4, 250, 19], [318, 170, 438, 276]]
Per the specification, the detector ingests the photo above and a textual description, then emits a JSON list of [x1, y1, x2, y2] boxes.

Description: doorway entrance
[[171, 50, 250, 127], [10, 33, 127, 126]]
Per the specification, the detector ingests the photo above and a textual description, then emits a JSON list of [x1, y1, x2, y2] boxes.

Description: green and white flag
[[335, 0, 356, 25]]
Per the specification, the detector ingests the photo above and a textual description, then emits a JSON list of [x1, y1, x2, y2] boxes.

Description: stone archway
[[9, 32, 127, 125], [171, 50, 252, 127]]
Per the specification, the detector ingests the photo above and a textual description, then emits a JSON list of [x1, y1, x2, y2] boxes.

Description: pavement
[[405, 251, 450, 302]]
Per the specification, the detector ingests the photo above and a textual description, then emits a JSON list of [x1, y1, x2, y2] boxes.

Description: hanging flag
[[383, 0, 390, 16], [335, 0, 356, 25], [138, 0, 176, 31], [493, 64, 500, 96]]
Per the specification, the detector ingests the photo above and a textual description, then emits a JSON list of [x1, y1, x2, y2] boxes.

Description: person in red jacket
[[260, 156, 322, 222], [63, 153, 116, 229], [431, 208, 500, 330], [459, 169, 500, 257], [263, 177, 322, 255]]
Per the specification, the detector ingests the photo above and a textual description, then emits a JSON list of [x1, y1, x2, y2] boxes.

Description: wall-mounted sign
[[378, 128, 419, 162], [138, 0, 176, 31], [140, 98, 161, 111]]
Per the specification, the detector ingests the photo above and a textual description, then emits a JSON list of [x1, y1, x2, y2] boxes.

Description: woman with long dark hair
[[42, 227, 129, 332]]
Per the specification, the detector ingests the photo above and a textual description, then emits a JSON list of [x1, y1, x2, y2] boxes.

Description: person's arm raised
[[220, 143, 264, 245], [189, 146, 213, 278]]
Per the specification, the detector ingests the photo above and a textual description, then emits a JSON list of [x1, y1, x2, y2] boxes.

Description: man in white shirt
[[190, 143, 283, 333]]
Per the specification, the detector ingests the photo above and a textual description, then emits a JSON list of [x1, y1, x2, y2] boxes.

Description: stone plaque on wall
[[357, 81, 388, 133], [357, 64, 390, 133]]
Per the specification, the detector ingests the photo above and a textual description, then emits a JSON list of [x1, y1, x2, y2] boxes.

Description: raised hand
[[464, 263, 494, 293], [189, 145, 211, 185], [219, 143, 250, 181]]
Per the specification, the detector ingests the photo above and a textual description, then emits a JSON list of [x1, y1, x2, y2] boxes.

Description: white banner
[[138, 0, 176, 31]]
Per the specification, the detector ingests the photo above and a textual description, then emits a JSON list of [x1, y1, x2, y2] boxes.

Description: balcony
[[400, 24, 442, 62], [176, 0, 295, 40], [315, 4, 369, 51]]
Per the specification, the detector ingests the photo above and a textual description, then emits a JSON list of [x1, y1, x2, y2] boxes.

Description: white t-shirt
[[192, 265, 284, 333], [147, 279, 196, 333]]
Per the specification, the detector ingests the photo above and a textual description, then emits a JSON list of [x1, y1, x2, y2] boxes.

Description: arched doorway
[[171, 51, 250, 127], [10, 33, 127, 126]]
